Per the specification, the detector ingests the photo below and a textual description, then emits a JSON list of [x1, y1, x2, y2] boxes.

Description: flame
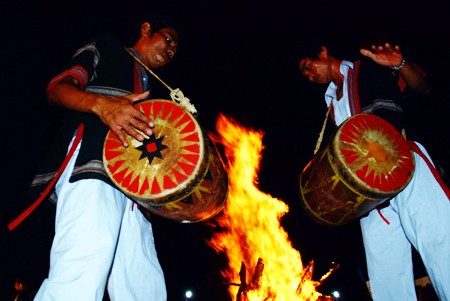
[[207, 114, 334, 301]]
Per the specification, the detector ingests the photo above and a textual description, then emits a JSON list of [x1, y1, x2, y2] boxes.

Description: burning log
[[297, 260, 315, 295], [235, 262, 247, 300], [229, 257, 339, 301], [297, 260, 341, 300], [249, 258, 264, 290], [235, 258, 267, 301]]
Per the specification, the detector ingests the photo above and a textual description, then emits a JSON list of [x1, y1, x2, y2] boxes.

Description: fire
[[207, 114, 335, 301]]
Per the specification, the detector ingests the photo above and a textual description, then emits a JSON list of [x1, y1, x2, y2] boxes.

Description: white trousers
[[361, 142, 450, 301], [34, 139, 167, 301]]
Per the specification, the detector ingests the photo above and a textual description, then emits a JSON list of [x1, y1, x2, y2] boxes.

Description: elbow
[[418, 84, 431, 96], [46, 87, 58, 104], [46, 77, 80, 105]]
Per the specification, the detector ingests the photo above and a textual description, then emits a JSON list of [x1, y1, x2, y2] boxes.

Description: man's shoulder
[[83, 33, 130, 63]]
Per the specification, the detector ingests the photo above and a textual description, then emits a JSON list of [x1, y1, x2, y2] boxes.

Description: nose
[[303, 70, 314, 81], [167, 49, 176, 60]]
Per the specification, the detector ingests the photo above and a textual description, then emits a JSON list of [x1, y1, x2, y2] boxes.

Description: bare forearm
[[398, 62, 430, 95], [47, 78, 107, 114], [47, 77, 155, 147]]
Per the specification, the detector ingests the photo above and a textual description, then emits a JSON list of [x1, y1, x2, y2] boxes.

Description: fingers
[[129, 112, 155, 136], [127, 91, 150, 103], [132, 107, 155, 129], [103, 94, 156, 148], [124, 121, 150, 141], [364, 43, 401, 57], [125, 107, 157, 143], [112, 128, 130, 148], [122, 93, 155, 130], [113, 118, 154, 148], [115, 127, 146, 148], [360, 48, 374, 58]]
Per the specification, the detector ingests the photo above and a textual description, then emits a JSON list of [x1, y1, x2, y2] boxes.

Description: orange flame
[[207, 114, 333, 301]]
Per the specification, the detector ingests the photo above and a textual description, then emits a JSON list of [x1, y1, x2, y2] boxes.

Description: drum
[[143, 142, 228, 223], [103, 99, 227, 222], [299, 113, 415, 226]]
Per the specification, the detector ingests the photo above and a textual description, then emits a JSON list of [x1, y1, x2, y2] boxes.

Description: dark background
[[2, 1, 449, 300]]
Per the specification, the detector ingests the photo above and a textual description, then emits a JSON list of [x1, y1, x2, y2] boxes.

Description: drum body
[[299, 113, 415, 226], [103, 99, 227, 222], [144, 142, 228, 223]]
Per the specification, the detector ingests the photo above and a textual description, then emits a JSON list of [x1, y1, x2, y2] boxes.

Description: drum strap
[[348, 60, 362, 115], [376, 141, 450, 225], [7, 123, 85, 231], [313, 105, 332, 155], [125, 48, 197, 115], [376, 208, 391, 225], [407, 141, 450, 199]]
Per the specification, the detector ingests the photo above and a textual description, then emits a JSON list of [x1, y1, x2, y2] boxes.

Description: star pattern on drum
[[136, 134, 168, 164], [103, 99, 209, 206]]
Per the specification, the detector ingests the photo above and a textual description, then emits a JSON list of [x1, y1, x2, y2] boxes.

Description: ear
[[141, 22, 151, 36], [318, 46, 328, 59]]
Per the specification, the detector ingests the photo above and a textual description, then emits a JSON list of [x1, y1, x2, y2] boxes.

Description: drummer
[[26, 14, 179, 300], [297, 39, 450, 301]]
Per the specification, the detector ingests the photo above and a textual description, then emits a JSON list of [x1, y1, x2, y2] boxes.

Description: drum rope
[[314, 105, 332, 154], [408, 141, 450, 199], [125, 48, 197, 114], [8, 124, 85, 231]]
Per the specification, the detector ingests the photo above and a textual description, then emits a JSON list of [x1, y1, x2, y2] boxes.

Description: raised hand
[[360, 43, 403, 67]]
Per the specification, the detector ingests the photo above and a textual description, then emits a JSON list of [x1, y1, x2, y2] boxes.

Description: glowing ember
[[207, 114, 336, 301]]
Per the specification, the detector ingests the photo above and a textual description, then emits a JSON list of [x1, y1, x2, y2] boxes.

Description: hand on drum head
[[97, 91, 155, 147]]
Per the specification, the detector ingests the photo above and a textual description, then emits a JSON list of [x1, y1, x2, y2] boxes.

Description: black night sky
[[2, 1, 450, 300]]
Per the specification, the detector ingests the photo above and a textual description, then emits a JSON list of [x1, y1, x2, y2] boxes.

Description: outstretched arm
[[360, 43, 430, 95]]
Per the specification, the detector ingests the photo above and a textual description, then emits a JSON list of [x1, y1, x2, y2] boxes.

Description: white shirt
[[324, 60, 353, 126]]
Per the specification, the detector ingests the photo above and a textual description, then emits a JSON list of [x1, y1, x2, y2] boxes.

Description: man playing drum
[[26, 14, 179, 301], [297, 39, 450, 301]]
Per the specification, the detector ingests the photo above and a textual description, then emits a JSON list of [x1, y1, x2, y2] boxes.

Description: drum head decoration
[[103, 99, 209, 205], [332, 113, 415, 197]]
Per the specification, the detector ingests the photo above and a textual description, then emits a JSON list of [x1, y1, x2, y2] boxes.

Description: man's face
[[298, 57, 331, 84], [144, 27, 179, 69]]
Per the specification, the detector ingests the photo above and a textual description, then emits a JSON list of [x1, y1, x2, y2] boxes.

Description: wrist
[[390, 58, 406, 71]]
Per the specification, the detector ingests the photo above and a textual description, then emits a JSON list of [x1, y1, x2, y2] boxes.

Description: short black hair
[[296, 32, 368, 68], [128, 14, 180, 45], [142, 14, 179, 32], [295, 36, 325, 61]]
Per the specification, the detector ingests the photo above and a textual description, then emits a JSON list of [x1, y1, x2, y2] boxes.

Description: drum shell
[[300, 147, 386, 226], [142, 142, 228, 223], [299, 113, 415, 226]]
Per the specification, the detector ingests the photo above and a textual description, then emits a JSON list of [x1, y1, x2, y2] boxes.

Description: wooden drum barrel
[[299, 113, 415, 226], [144, 142, 228, 223]]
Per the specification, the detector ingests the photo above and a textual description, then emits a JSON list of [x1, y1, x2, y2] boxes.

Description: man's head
[[298, 45, 333, 84], [133, 14, 180, 69], [296, 34, 351, 85]]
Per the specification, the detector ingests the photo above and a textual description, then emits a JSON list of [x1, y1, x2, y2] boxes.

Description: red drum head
[[103, 99, 209, 206], [332, 113, 415, 197]]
